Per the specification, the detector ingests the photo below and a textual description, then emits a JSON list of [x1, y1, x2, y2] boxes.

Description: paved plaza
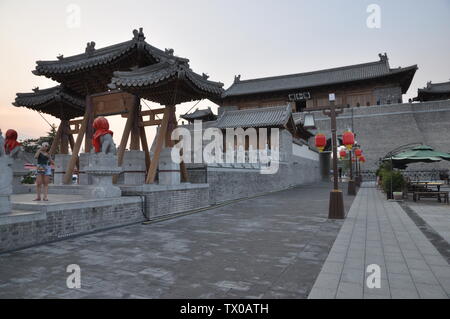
[[0, 183, 354, 299], [309, 183, 450, 299], [2, 181, 450, 299]]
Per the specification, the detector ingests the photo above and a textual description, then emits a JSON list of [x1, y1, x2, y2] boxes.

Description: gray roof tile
[[223, 54, 417, 98], [215, 105, 291, 128]]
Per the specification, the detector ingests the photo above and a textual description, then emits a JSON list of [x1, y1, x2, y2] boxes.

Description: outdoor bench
[[413, 191, 449, 204]]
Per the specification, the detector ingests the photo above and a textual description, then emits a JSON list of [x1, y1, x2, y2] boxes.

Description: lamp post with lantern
[[312, 93, 346, 219]]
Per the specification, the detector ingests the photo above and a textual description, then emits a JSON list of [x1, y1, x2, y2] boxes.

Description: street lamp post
[[312, 94, 346, 219]]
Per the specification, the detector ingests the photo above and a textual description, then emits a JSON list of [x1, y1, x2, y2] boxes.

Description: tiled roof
[[108, 60, 224, 95], [13, 86, 85, 119], [181, 107, 217, 121], [33, 28, 188, 76], [223, 54, 417, 98], [419, 81, 450, 94], [215, 105, 291, 128]]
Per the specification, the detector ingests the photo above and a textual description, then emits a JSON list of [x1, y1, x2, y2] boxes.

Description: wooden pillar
[[60, 120, 70, 155], [117, 97, 138, 167], [146, 107, 171, 184], [63, 107, 89, 184], [139, 121, 151, 172], [84, 95, 94, 153], [130, 97, 141, 150], [49, 121, 63, 156]]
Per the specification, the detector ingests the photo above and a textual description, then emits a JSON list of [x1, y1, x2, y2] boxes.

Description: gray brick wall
[[1, 200, 144, 252], [312, 100, 450, 172]]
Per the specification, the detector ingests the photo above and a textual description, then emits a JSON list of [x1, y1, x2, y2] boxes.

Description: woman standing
[[34, 142, 52, 201]]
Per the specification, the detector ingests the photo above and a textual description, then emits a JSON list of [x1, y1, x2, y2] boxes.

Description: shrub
[[381, 170, 405, 194]]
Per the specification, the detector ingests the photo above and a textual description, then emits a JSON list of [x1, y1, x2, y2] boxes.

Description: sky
[[0, 0, 449, 144]]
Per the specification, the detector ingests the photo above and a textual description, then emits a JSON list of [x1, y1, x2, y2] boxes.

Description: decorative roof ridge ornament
[[32, 87, 39, 93], [202, 73, 209, 80], [57, 54, 64, 60], [234, 75, 241, 83], [165, 48, 174, 56], [132, 27, 146, 41], [378, 52, 388, 62], [85, 41, 96, 56], [426, 81, 432, 88]]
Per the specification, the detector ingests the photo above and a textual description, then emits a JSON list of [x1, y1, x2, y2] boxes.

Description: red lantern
[[339, 150, 347, 158], [315, 133, 326, 152], [359, 155, 366, 163], [343, 131, 355, 150], [354, 148, 362, 158]]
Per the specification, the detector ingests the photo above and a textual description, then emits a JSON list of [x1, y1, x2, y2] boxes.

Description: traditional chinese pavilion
[[414, 80, 450, 102], [13, 28, 224, 184]]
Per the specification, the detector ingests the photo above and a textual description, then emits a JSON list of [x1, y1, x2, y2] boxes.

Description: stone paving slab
[[0, 182, 354, 299], [408, 203, 450, 244], [308, 183, 450, 299]]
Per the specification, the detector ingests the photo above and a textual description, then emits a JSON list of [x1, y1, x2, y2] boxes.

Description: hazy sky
[[1, 0, 449, 143]]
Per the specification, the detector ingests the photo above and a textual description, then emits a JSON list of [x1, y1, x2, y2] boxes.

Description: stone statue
[[0, 129, 5, 157], [4, 129, 22, 159], [0, 129, 13, 214], [92, 117, 117, 155], [85, 117, 122, 198]]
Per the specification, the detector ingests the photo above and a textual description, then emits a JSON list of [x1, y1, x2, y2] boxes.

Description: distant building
[[414, 80, 450, 102], [221, 53, 417, 113], [181, 107, 217, 123]]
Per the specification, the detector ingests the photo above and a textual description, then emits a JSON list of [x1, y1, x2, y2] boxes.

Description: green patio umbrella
[[388, 145, 450, 169]]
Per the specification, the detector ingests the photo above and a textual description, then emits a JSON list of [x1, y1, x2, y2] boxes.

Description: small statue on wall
[[0, 129, 5, 157], [3, 129, 22, 159], [92, 117, 117, 155]]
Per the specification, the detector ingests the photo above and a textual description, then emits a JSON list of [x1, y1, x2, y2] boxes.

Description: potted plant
[[381, 170, 405, 200]]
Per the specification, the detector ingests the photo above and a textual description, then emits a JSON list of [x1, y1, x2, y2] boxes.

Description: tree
[[20, 124, 58, 154]]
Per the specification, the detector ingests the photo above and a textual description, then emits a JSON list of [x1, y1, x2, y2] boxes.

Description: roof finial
[[165, 48, 174, 56], [426, 81, 432, 88], [57, 54, 64, 60], [85, 41, 96, 56], [202, 73, 209, 80], [234, 75, 241, 83], [378, 52, 388, 62], [32, 87, 39, 92], [132, 27, 146, 41]]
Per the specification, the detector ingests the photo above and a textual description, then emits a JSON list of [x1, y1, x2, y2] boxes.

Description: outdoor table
[[410, 181, 444, 192]]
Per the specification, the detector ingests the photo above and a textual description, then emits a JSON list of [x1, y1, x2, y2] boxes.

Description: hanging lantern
[[339, 149, 347, 158], [315, 133, 327, 152], [354, 148, 362, 158], [343, 131, 355, 150], [359, 155, 366, 163]]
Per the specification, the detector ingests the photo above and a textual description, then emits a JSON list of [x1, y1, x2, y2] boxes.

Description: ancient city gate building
[[221, 53, 417, 113]]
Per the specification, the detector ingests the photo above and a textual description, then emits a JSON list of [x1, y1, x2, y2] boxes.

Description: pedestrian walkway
[[408, 203, 450, 244], [308, 184, 450, 299]]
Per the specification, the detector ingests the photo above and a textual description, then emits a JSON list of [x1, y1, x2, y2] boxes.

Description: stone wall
[[1, 197, 144, 253], [310, 99, 450, 172], [121, 184, 210, 220]]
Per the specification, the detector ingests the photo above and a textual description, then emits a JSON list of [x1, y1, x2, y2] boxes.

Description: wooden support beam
[[141, 119, 163, 127], [84, 96, 94, 153], [139, 122, 151, 173], [63, 110, 89, 184], [49, 122, 63, 156], [130, 98, 141, 150], [145, 107, 171, 184], [60, 120, 70, 155], [117, 97, 138, 167]]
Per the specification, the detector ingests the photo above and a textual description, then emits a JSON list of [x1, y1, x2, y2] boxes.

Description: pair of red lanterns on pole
[[315, 131, 366, 163]]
